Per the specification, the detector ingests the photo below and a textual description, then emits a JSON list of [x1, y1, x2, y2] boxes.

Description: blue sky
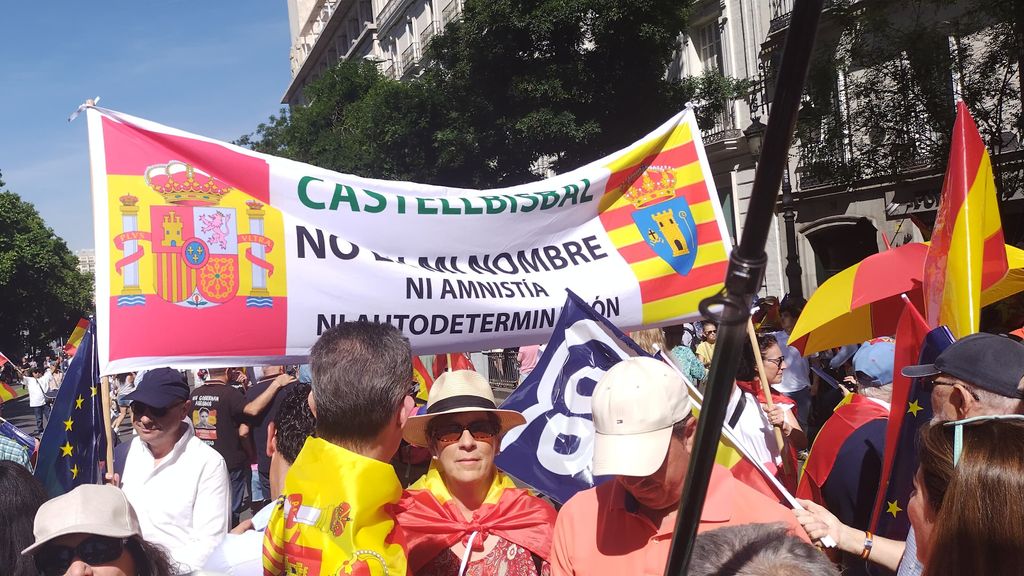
[[1, 2, 292, 250]]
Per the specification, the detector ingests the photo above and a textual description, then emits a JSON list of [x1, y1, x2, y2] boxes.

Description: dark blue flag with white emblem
[[35, 321, 106, 497], [495, 290, 648, 504]]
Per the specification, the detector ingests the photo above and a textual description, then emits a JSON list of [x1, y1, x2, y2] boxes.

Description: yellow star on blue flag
[[887, 500, 903, 517], [907, 400, 923, 416], [63, 418, 73, 431], [60, 442, 73, 457], [70, 464, 79, 479], [75, 395, 84, 409]]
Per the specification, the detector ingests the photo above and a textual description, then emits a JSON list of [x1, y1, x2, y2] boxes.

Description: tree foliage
[[795, 0, 1023, 196], [239, 0, 749, 188], [0, 172, 93, 358]]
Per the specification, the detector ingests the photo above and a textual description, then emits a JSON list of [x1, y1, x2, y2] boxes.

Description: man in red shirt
[[551, 357, 807, 576]]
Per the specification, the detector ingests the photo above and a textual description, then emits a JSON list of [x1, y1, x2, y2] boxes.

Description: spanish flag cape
[[262, 438, 407, 576], [395, 463, 556, 572]]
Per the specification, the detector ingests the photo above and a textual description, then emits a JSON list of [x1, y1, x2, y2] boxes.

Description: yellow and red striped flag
[[412, 356, 433, 404], [922, 102, 1008, 337], [63, 318, 90, 356]]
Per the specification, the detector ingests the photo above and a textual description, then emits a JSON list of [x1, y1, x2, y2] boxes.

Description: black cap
[[123, 368, 190, 408], [901, 333, 1024, 399]]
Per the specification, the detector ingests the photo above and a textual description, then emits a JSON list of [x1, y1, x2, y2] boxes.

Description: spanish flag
[[63, 318, 90, 356], [0, 353, 14, 403], [922, 102, 1008, 338], [262, 437, 407, 576], [412, 356, 433, 404]]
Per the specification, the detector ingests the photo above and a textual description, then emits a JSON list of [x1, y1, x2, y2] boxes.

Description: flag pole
[[663, 1, 824, 573], [99, 376, 115, 475]]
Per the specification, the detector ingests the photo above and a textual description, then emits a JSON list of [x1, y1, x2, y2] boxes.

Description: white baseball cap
[[591, 357, 693, 477]]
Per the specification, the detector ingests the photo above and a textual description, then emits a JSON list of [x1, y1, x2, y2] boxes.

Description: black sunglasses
[[130, 400, 181, 418], [36, 536, 127, 575]]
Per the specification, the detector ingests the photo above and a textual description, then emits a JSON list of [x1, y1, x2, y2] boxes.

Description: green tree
[[794, 0, 1022, 198], [0, 172, 93, 359], [240, 0, 748, 188]]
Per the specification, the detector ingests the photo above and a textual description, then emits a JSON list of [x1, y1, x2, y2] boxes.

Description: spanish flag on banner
[[63, 318, 90, 356], [412, 356, 433, 404], [262, 437, 406, 576], [922, 102, 1009, 338], [0, 353, 14, 402]]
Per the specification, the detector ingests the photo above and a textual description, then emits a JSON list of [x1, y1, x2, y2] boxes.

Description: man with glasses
[[118, 367, 231, 574], [695, 320, 718, 367], [772, 297, 813, 433]]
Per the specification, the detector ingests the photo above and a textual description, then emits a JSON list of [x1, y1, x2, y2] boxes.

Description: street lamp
[[744, 117, 803, 300]]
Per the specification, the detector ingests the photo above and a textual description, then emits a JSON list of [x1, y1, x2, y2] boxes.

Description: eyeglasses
[[920, 377, 982, 402], [130, 400, 182, 419], [36, 536, 128, 576], [763, 356, 785, 369], [705, 330, 717, 336], [429, 421, 500, 445], [944, 414, 1024, 466]]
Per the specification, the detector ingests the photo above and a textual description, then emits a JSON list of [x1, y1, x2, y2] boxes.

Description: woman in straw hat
[[396, 370, 556, 576]]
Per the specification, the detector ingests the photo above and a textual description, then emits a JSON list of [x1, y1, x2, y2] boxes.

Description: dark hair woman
[[22, 483, 176, 576], [730, 333, 806, 494], [913, 416, 1024, 576], [0, 461, 47, 576]]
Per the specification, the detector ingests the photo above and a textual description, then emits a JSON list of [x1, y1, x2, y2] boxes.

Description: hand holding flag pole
[[663, 0, 825, 573]]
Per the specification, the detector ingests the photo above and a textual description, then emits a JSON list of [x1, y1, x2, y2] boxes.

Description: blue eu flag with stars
[[35, 321, 106, 497]]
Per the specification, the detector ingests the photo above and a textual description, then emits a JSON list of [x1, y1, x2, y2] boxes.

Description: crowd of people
[[0, 295, 1022, 576]]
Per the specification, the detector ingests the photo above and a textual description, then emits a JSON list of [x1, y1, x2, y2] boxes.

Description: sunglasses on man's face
[[130, 400, 181, 419], [36, 536, 127, 576], [430, 421, 500, 445]]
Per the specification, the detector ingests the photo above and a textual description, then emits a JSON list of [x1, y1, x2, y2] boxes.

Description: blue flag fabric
[[35, 321, 106, 497], [871, 326, 954, 540], [495, 290, 648, 504]]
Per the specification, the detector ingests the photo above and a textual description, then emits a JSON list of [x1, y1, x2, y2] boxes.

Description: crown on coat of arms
[[144, 161, 231, 206], [625, 166, 677, 208]]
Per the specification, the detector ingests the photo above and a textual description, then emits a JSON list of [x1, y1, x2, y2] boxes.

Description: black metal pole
[[782, 166, 804, 300], [663, 1, 824, 574]]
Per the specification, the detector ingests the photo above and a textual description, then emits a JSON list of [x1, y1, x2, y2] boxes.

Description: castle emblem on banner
[[625, 166, 699, 276], [112, 161, 276, 308]]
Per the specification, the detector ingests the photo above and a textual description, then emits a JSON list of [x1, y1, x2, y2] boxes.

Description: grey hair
[[972, 383, 1024, 416], [309, 321, 411, 445], [689, 523, 838, 576]]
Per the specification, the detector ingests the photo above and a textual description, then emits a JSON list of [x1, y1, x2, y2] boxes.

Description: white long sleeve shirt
[[24, 370, 53, 408], [121, 420, 230, 574]]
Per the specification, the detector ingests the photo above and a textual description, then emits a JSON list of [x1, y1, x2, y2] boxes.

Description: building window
[[696, 21, 723, 73], [718, 187, 736, 243], [806, 218, 878, 283]]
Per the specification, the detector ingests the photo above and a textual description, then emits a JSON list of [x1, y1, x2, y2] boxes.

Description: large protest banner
[[88, 106, 731, 373]]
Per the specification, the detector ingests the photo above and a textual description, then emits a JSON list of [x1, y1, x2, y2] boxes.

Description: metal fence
[[484, 349, 520, 389]]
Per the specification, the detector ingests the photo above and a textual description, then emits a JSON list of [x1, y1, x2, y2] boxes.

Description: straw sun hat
[[403, 370, 526, 447]]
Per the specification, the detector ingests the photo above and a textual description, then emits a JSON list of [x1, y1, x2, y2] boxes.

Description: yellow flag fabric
[[262, 438, 407, 576], [409, 462, 518, 506]]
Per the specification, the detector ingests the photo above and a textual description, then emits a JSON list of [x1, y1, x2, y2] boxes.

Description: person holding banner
[[397, 370, 556, 575], [551, 357, 806, 576]]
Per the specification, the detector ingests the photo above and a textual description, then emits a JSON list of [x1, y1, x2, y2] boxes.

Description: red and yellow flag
[[63, 318, 90, 356], [262, 438, 406, 576], [412, 356, 433, 403], [922, 102, 1008, 337]]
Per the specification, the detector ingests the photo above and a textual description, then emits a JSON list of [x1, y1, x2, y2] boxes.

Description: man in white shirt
[[24, 366, 53, 435], [772, 298, 812, 431], [118, 367, 230, 574]]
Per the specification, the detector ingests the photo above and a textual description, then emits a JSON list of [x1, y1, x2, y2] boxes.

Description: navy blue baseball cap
[[901, 333, 1024, 399], [123, 367, 190, 408]]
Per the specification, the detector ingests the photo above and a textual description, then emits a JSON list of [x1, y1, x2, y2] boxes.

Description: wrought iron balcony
[[442, 0, 462, 26], [401, 41, 421, 76]]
